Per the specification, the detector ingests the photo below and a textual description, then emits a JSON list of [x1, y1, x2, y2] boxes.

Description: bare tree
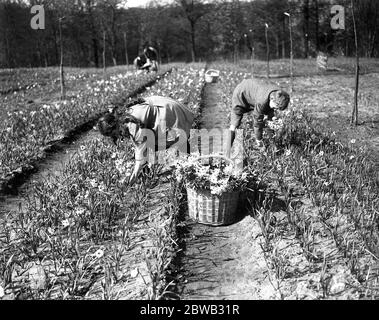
[[351, 0, 359, 126], [302, 0, 310, 58], [103, 29, 107, 76], [285, 12, 294, 93], [265, 23, 270, 78], [176, 0, 207, 62], [314, 0, 319, 53], [59, 16, 66, 99]]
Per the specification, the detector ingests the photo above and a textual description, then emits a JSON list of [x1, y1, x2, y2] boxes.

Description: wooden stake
[[351, 0, 359, 126], [59, 17, 65, 100], [265, 24, 270, 79]]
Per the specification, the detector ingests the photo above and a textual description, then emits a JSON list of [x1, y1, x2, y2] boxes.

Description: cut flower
[[174, 154, 254, 196]]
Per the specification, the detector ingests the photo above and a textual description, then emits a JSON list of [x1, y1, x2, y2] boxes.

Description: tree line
[[0, 0, 378, 68]]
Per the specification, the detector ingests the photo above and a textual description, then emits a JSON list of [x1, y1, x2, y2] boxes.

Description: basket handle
[[194, 154, 234, 165], [205, 69, 220, 75]]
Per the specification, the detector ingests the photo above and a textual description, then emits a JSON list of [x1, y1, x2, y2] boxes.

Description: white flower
[[93, 249, 104, 259], [89, 179, 98, 188], [98, 182, 106, 193], [350, 139, 356, 144], [75, 208, 86, 216], [130, 268, 139, 278], [62, 219, 70, 228]]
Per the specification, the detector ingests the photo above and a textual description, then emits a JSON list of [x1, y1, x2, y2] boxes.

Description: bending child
[[98, 96, 195, 185], [228, 78, 290, 154]]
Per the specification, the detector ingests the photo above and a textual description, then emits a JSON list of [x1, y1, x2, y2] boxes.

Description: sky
[[123, 0, 173, 8]]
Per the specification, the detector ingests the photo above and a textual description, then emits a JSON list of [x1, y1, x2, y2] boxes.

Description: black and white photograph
[[0, 0, 378, 307]]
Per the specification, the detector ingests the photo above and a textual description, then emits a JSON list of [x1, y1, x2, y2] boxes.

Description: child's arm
[[252, 105, 266, 141], [127, 123, 153, 185], [252, 104, 272, 150], [227, 106, 246, 158]]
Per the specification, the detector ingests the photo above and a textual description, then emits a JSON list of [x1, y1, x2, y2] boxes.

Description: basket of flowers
[[175, 154, 251, 226]]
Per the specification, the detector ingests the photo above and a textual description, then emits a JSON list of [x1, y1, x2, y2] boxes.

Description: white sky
[[123, 0, 173, 8]]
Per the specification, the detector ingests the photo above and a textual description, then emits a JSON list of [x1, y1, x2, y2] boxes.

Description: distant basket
[[186, 155, 240, 227], [204, 69, 220, 83], [317, 52, 328, 70]]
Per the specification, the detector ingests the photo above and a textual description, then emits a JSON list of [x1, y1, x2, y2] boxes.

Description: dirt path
[[0, 130, 101, 218], [174, 83, 278, 300]]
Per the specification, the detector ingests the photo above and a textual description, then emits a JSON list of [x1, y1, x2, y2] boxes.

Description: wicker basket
[[204, 69, 220, 83], [186, 155, 240, 226]]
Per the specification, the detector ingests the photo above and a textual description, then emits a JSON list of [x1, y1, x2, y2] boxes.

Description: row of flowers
[[0, 66, 171, 180], [0, 63, 208, 300]]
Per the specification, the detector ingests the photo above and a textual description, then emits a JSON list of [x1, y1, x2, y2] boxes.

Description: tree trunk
[[190, 21, 196, 62], [265, 26, 270, 78], [288, 15, 294, 93], [110, 7, 117, 67], [303, 0, 310, 58], [92, 38, 99, 68], [103, 31, 106, 76], [59, 18, 65, 100], [282, 19, 286, 58], [87, 0, 99, 68], [124, 32, 129, 66], [351, 0, 359, 126], [314, 0, 320, 53], [51, 22, 59, 65]]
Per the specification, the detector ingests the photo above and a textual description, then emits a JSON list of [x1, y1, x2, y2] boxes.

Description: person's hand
[[128, 161, 144, 186], [226, 128, 236, 158], [128, 171, 138, 186]]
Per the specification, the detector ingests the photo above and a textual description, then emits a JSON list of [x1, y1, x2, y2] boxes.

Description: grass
[[234, 57, 379, 76], [1, 59, 378, 300], [0, 63, 206, 300], [213, 61, 379, 299], [0, 66, 173, 182]]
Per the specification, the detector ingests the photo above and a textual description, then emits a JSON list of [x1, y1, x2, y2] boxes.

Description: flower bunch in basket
[[174, 153, 253, 196]]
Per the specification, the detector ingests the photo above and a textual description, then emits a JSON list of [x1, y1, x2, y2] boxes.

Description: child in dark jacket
[[229, 78, 290, 152]]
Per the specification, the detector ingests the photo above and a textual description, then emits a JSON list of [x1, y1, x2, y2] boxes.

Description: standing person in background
[[227, 78, 290, 156]]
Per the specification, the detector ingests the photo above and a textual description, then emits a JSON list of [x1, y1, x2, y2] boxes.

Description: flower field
[[0, 65, 172, 191], [0, 64, 206, 300], [0, 60, 378, 300], [236, 57, 379, 77], [212, 62, 379, 299]]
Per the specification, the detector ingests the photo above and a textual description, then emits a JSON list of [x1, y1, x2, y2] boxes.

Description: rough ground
[[0, 128, 171, 300], [174, 83, 277, 300], [0, 130, 100, 218], [173, 77, 369, 300]]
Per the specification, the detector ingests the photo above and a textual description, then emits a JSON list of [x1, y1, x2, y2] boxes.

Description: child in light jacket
[[98, 96, 195, 185]]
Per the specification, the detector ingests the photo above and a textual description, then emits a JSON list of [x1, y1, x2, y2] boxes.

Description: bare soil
[[174, 83, 278, 300], [0, 130, 100, 218], [173, 79, 371, 300]]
